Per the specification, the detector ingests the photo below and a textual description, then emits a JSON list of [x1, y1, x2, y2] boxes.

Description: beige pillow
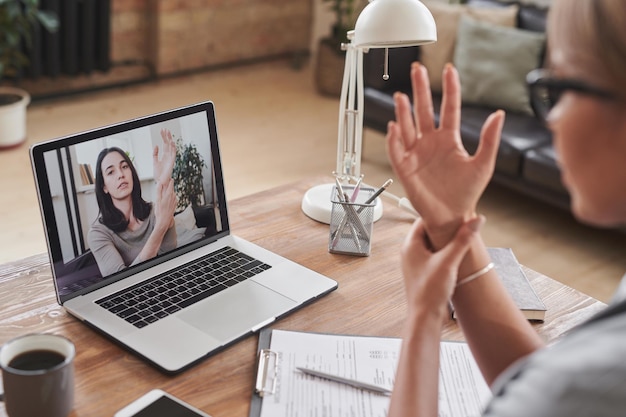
[[420, 0, 519, 92], [454, 15, 546, 115], [174, 204, 197, 232]]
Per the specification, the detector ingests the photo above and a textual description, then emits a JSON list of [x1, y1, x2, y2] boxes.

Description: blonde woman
[[385, 0, 626, 415]]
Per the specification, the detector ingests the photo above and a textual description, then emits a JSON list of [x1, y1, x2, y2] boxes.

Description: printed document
[[258, 330, 491, 417]]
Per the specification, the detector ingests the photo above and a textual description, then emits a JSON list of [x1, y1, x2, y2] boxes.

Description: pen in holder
[[328, 185, 375, 256]]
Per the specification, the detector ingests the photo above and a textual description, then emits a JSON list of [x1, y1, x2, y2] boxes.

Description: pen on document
[[357, 178, 393, 213], [296, 367, 392, 395]]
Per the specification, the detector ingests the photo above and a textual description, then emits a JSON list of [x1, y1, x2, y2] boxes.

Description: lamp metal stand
[[301, 31, 384, 224]]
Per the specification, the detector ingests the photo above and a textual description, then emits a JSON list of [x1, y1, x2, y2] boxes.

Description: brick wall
[[154, 0, 312, 75], [112, 0, 151, 66], [16, 0, 312, 98]]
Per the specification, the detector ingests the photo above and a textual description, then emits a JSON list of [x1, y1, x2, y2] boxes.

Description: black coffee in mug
[[8, 349, 66, 371], [1, 334, 75, 417]]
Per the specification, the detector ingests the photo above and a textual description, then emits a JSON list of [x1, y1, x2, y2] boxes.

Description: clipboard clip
[[255, 349, 278, 397]]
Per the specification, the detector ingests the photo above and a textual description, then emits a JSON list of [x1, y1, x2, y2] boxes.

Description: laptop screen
[[30, 102, 229, 302]]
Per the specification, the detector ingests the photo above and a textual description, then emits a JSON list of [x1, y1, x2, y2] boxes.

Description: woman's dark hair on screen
[[94, 147, 152, 233]]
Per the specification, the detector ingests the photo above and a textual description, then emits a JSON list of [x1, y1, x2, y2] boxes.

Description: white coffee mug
[[0, 334, 75, 417]]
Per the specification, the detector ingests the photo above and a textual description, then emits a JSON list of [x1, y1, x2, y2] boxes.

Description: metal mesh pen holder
[[328, 186, 375, 256]]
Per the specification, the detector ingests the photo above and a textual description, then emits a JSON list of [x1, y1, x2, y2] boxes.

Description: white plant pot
[[0, 87, 31, 149]]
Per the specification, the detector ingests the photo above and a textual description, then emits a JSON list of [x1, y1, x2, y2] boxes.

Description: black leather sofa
[[362, 0, 570, 211]]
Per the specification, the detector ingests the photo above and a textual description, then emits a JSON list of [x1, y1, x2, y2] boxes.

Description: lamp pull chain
[[383, 48, 390, 81]]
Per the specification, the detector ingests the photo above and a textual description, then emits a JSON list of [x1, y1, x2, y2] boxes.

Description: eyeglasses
[[526, 68, 618, 122]]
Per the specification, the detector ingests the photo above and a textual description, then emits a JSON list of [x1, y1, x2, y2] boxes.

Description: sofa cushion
[[364, 89, 552, 178], [452, 96, 552, 176], [454, 15, 546, 116], [420, 0, 518, 92], [174, 204, 197, 232]]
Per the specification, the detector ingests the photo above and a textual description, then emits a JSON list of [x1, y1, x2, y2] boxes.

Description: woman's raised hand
[[386, 63, 503, 247], [153, 128, 177, 185]]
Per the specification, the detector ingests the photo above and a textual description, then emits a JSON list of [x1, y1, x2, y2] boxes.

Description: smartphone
[[114, 389, 212, 417]]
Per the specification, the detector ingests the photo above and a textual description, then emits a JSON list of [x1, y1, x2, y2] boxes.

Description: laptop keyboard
[[95, 246, 272, 328]]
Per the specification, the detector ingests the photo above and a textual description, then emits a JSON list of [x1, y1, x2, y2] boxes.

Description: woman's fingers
[[160, 128, 173, 143], [439, 64, 462, 133], [153, 145, 160, 166], [393, 63, 460, 154], [400, 216, 483, 310], [411, 63, 436, 136], [403, 219, 432, 256], [393, 91, 418, 151], [394, 63, 436, 151], [474, 110, 504, 172], [386, 122, 404, 171], [164, 130, 175, 153]]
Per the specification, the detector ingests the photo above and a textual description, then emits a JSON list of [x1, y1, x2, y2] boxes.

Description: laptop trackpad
[[178, 281, 296, 341]]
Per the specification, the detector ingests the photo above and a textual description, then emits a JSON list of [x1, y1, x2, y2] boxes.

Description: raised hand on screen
[[153, 128, 177, 185]]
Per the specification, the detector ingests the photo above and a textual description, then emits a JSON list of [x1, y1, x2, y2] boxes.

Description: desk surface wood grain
[[0, 178, 606, 417]]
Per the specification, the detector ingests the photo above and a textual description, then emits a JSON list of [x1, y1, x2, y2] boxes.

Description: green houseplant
[[323, 0, 358, 48], [172, 138, 207, 212], [315, 0, 360, 96], [0, 0, 57, 148]]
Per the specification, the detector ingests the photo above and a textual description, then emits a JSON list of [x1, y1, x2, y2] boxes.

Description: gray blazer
[[484, 275, 626, 417]]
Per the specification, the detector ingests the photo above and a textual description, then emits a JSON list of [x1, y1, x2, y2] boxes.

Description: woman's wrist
[[407, 301, 449, 330], [153, 218, 172, 236], [423, 212, 476, 250]]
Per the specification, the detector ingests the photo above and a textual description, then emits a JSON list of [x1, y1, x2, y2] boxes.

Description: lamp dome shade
[[354, 0, 437, 48]]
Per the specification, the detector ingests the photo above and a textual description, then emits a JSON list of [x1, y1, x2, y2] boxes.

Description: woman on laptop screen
[[88, 128, 178, 277]]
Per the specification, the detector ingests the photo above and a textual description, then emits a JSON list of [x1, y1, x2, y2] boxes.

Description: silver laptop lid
[[30, 101, 230, 304]]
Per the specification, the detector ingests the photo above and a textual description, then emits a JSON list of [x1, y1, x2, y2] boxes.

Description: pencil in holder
[[328, 185, 375, 256]]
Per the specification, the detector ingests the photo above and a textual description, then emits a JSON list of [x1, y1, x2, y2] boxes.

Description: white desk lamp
[[301, 0, 437, 224]]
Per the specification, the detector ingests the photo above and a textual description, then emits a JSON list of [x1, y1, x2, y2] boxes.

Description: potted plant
[[315, 0, 361, 96], [172, 138, 207, 213], [0, 0, 57, 149]]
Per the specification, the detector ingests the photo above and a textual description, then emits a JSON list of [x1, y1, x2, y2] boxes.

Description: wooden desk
[[0, 178, 606, 417]]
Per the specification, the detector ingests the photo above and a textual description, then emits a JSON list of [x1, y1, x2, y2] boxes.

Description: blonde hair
[[549, 0, 626, 99]]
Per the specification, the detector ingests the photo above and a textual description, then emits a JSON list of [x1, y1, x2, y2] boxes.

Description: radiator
[[27, 0, 111, 78]]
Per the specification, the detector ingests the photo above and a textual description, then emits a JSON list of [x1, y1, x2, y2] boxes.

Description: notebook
[[30, 101, 338, 374]]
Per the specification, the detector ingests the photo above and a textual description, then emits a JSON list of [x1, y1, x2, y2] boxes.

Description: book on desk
[[451, 247, 547, 322]]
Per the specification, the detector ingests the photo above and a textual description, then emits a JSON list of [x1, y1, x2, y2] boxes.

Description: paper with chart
[[258, 330, 491, 417]]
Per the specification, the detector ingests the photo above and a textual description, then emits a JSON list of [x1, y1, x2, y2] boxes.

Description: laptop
[[30, 101, 338, 374]]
